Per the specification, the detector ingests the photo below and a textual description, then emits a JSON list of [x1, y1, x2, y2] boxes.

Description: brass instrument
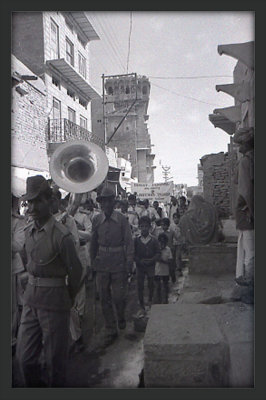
[[49, 140, 109, 194]]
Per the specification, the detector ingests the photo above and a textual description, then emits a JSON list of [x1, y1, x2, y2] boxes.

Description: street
[[12, 267, 187, 388]]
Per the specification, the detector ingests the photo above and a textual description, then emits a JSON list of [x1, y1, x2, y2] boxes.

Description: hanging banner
[[131, 181, 174, 203]]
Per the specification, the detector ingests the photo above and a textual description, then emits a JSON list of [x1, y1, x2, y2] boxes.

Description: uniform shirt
[[54, 212, 80, 251], [23, 216, 82, 311], [155, 246, 173, 276], [12, 213, 26, 274], [90, 210, 134, 272]]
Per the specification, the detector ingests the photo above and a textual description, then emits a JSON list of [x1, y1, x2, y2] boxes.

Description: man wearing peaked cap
[[16, 175, 82, 387], [96, 186, 116, 202], [233, 127, 254, 301], [90, 185, 134, 348]]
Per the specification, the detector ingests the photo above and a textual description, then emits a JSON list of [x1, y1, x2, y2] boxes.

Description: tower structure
[[104, 74, 155, 183]]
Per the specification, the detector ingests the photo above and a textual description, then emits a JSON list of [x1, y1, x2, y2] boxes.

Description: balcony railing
[[47, 118, 104, 149]]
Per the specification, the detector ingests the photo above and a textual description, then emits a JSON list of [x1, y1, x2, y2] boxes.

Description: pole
[[102, 74, 106, 149]]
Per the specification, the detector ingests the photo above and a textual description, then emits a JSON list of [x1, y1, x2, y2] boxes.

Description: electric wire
[[90, 13, 125, 72], [149, 75, 233, 79], [87, 13, 124, 74], [100, 13, 128, 70], [152, 82, 222, 107]]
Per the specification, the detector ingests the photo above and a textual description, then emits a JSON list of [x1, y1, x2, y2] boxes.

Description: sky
[[86, 11, 254, 186]]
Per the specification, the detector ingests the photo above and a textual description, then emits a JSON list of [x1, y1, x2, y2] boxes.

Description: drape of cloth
[[179, 195, 218, 245], [237, 150, 254, 220], [236, 229, 254, 282]]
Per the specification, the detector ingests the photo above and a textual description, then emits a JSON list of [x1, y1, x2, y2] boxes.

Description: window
[[66, 37, 74, 66], [80, 115, 87, 130], [52, 98, 61, 120], [68, 107, 76, 123], [52, 76, 60, 89], [50, 19, 59, 59], [78, 52, 86, 78], [67, 88, 75, 100], [65, 18, 73, 32], [79, 98, 88, 109], [78, 36, 86, 48]]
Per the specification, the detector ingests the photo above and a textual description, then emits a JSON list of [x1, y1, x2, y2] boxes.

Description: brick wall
[[201, 152, 232, 218], [11, 77, 48, 171]]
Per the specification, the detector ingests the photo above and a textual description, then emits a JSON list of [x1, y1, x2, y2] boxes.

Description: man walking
[[16, 175, 82, 387], [90, 187, 134, 347]]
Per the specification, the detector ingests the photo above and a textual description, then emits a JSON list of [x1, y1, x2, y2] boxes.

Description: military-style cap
[[20, 175, 50, 201], [96, 187, 116, 202]]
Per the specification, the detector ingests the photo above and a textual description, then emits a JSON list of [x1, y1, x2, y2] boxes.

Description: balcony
[[47, 118, 104, 149]]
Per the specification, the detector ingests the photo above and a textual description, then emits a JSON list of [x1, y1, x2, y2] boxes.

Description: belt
[[99, 245, 124, 253], [28, 274, 66, 288]]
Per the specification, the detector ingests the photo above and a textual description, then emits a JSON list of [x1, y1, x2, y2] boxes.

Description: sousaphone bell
[[49, 140, 109, 193]]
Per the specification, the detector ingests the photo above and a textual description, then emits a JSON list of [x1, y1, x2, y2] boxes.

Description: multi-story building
[[208, 41, 254, 216], [11, 54, 49, 196], [103, 74, 155, 184], [12, 11, 103, 158]]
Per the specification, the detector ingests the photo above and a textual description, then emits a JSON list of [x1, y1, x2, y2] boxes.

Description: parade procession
[[10, 11, 255, 389]]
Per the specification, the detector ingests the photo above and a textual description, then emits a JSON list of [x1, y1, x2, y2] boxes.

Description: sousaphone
[[49, 140, 109, 193]]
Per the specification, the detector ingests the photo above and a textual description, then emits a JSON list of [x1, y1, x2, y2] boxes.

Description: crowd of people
[[11, 177, 192, 387]]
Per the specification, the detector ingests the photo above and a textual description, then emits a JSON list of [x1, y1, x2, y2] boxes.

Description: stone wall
[[11, 58, 48, 171], [201, 152, 233, 218]]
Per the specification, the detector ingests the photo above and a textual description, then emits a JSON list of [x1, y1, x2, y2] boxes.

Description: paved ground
[[12, 269, 187, 388]]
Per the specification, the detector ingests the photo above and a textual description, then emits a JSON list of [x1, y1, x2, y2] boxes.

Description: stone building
[[11, 55, 49, 195], [208, 41, 254, 217], [103, 75, 155, 184], [12, 11, 103, 158]]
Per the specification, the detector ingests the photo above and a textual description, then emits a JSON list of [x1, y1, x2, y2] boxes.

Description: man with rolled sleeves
[[90, 187, 134, 347], [16, 175, 82, 387]]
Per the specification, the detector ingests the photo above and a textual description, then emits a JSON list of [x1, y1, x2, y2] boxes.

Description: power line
[[100, 13, 128, 70], [126, 12, 133, 74], [91, 13, 125, 72], [152, 82, 222, 107], [150, 75, 233, 79], [88, 14, 124, 73]]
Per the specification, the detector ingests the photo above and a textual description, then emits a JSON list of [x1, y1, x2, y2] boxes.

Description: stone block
[[211, 303, 254, 387], [188, 243, 237, 275], [144, 304, 230, 387]]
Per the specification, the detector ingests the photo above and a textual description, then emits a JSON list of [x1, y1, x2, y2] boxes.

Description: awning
[[213, 105, 241, 123], [218, 41, 254, 69], [62, 12, 100, 42], [216, 83, 251, 102], [209, 113, 236, 135], [46, 59, 99, 100]]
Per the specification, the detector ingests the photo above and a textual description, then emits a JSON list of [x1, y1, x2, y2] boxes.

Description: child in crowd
[[154, 233, 174, 304], [161, 218, 176, 282], [170, 211, 183, 276], [134, 216, 161, 309]]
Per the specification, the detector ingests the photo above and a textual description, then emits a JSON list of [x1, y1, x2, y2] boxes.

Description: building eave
[[62, 12, 100, 42], [46, 59, 99, 100], [217, 41, 254, 70], [216, 82, 252, 102], [209, 113, 236, 135]]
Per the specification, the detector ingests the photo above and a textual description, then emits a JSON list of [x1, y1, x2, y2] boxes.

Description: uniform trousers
[[236, 229, 254, 283], [97, 270, 128, 334], [16, 304, 70, 387]]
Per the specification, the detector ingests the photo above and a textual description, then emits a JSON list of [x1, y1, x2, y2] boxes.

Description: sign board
[[131, 181, 174, 203]]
